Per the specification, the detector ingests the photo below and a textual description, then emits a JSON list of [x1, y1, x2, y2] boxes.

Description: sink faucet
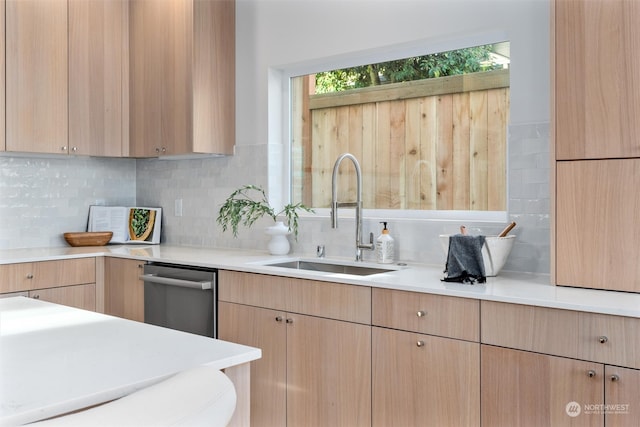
[[331, 153, 374, 261]]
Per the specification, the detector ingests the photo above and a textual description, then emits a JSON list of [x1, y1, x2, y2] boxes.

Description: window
[[289, 42, 510, 216]]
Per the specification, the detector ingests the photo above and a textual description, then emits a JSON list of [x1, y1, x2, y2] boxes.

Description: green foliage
[[314, 45, 502, 93], [130, 209, 151, 238], [217, 185, 314, 240]]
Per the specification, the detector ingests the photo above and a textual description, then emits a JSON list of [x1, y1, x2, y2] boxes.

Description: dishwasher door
[[142, 263, 217, 338]]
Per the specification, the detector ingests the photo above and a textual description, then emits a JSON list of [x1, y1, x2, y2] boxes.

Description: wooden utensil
[[498, 221, 516, 237]]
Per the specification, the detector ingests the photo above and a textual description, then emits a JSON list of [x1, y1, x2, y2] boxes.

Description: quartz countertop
[[0, 297, 261, 426], [1, 245, 639, 318]]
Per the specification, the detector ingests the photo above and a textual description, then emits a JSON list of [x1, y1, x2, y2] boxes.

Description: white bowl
[[439, 234, 516, 276]]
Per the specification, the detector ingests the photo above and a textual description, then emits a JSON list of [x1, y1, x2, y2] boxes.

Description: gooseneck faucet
[[331, 153, 374, 261]]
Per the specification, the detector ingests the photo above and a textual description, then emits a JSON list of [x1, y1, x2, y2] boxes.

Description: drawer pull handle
[[587, 370, 596, 378], [598, 336, 608, 344], [286, 318, 294, 324], [416, 310, 426, 317], [416, 340, 425, 347], [26, 274, 34, 279], [275, 316, 283, 322], [610, 375, 620, 382]]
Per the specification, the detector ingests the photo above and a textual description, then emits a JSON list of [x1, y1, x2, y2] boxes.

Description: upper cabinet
[[129, 0, 235, 157], [6, 0, 68, 154], [555, 0, 640, 160], [553, 0, 640, 293], [5, 0, 126, 156], [69, 0, 128, 157]]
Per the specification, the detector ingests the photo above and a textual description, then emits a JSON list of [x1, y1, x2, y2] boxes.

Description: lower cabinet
[[482, 345, 604, 427], [372, 327, 480, 427], [218, 301, 371, 427], [30, 283, 96, 311], [0, 258, 96, 310], [104, 257, 144, 322]]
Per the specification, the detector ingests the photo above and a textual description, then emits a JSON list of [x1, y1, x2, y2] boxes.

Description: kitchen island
[[0, 297, 261, 426]]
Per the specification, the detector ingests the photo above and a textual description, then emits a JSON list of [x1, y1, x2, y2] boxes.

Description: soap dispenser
[[376, 222, 395, 264]]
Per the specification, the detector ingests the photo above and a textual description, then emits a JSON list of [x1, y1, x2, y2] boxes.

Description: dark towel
[[442, 234, 486, 284]]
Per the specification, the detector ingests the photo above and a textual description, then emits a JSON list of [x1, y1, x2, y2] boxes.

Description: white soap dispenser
[[376, 222, 395, 264]]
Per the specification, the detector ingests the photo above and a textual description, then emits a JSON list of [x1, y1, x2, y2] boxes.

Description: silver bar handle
[[140, 273, 212, 290]]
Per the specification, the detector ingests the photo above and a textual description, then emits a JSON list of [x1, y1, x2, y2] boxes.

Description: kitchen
[[1, 0, 639, 426]]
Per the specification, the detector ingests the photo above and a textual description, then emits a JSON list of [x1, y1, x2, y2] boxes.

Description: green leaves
[[217, 185, 314, 240]]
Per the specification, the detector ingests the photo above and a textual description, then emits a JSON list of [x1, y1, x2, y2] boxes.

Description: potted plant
[[217, 185, 313, 254]]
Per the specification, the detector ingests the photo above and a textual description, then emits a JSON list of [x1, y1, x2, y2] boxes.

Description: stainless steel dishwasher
[[141, 262, 217, 338]]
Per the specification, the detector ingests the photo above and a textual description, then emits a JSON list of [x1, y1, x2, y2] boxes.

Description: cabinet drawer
[[31, 283, 96, 312], [481, 301, 640, 369], [372, 288, 479, 341], [0, 258, 96, 293], [218, 270, 371, 324]]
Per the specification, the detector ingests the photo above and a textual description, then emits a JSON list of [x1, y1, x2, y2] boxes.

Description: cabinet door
[[31, 283, 96, 312], [482, 345, 603, 427], [218, 302, 287, 427], [129, 0, 191, 157], [556, 159, 640, 292], [555, 0, 640, 159], [372, 327, 480, 427], [69, 0, 126, 157], [287, 313, 371, 427], [104, 258, 144, 322], [6, 0, 68, 154], [605, 366, 640, 427]]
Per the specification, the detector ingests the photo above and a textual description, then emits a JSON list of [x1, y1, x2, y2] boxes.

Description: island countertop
[[0, 297, 261, 426], [0, 244, 639, 318]]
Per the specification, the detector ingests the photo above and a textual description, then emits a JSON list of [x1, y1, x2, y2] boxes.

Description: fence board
[[299, 70, 509, 211]]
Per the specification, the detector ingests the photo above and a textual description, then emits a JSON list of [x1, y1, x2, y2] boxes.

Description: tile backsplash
[[1, 122, 549, 274]]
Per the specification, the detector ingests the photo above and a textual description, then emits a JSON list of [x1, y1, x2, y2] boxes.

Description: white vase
[[265, 221, 291, 255]]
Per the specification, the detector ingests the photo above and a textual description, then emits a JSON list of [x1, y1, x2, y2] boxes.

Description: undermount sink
[[263, 260, 399, 276]]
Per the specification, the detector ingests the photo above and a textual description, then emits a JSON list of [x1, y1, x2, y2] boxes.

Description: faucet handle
[[369, 232, 374, 244]]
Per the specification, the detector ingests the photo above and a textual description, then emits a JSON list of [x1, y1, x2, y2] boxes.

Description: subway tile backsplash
[[1, 122, 549, 274]]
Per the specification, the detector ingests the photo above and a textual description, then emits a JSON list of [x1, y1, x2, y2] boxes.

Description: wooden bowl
[[64, 232, 113, 247]]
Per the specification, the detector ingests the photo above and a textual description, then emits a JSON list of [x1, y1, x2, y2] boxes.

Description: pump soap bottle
[[376, 222, 395, 264]]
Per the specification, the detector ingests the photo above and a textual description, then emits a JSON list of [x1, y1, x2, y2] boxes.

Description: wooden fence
[[291, 69, 509, 211]]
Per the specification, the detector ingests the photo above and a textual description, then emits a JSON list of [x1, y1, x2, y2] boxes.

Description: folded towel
[[442, 234, 486, 284]]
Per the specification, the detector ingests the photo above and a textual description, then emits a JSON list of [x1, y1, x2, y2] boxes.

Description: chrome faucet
[[331, 153, 374, 261]]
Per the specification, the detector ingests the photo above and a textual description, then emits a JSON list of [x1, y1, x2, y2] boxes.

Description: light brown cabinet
[[481, 300, 640, 427], [6, 0, 68, 154], [555, 159, 640, 292], [218, 271, 371, 427], [104, 257, 144, 322], [129, 0, 235, 157], [0, 258, 96, 310], [69, 0, 128, 157], [371, 288, 480, 426], [555, 0, 640, 160], [5, 0, 126, 156], [552, 0, 640, 293], [482, 345, 604, 427]]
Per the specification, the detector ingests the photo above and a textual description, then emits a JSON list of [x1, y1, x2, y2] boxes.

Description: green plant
[[217, 184, 313, 240]]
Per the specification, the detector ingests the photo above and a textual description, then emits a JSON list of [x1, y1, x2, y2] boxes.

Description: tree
[[314, 45, 502, 94]]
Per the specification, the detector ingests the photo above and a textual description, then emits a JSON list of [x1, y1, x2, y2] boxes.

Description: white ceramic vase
[[265, 221, 291, 255]]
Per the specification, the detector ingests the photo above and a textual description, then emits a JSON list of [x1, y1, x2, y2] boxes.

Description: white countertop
[[0, 297, 261, 426], [1, 244, 639, 318]]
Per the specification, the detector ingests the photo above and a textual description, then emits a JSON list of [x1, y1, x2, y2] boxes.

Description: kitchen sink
[[263, 260, 399, 276]]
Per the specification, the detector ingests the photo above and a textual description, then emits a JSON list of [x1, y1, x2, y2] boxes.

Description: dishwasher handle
[[140, 273, 212, 290]]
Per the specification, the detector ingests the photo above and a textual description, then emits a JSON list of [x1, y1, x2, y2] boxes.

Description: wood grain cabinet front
[[218, 271, 371, 427], [0, 258, 96, 311], [371, 288, 480, 427], [129, 0, 235, 157], [5, 0, 125, 156], [104, 257, 145, 322]]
